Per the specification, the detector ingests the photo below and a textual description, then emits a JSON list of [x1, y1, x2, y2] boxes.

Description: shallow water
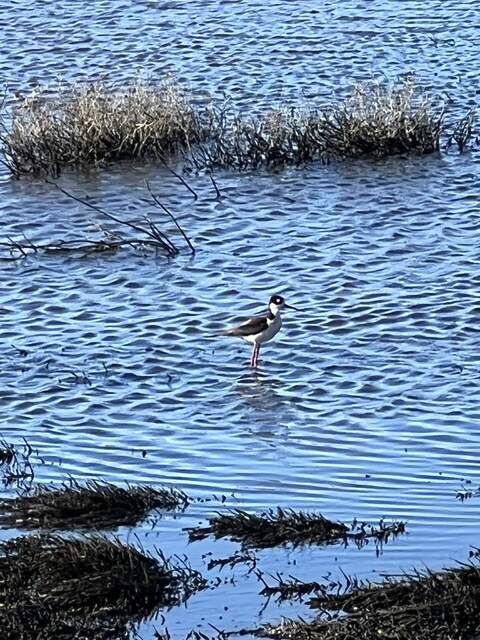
[[1, 1, 480, 637]]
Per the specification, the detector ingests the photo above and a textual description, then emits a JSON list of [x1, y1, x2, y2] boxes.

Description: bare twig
[[145, 179, 195, 254], [46, 179, 177, 253], [164, 163, 198, 200], [208, 172, 222, 199]]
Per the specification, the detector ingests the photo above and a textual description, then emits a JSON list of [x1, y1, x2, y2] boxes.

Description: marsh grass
[[0, 533, 205, 639], [186, 508, 349, 548], [187, 508, 405, 550], [0, 79, 474, 177], [257, 559, 480, 640], [447, 109, 476, 153], [189, 80, 472, 170], [258, 575, 327, 602], [0, 78, 207, 177], [322, 81, 445, 156], [0, 479, 189, 529]]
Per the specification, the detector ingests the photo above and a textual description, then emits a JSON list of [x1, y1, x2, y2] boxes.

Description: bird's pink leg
[[254, 343, 261, 367], [250, 343, 260, 367]]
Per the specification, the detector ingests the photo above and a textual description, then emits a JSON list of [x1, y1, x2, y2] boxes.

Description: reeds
[[192, 81, 467, 170], [0, 79, 474, 177], [322, 81, 445, 156], [0, 480, 189, 529]]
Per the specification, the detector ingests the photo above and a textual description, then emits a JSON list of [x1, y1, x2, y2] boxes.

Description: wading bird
[[220, 294, 300, 367]]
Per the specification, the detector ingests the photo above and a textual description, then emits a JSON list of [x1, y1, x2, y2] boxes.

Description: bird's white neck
[[268, 303, 282, 318]]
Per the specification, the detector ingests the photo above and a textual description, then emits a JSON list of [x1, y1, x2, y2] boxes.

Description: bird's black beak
[[285, 303, 301, 311]]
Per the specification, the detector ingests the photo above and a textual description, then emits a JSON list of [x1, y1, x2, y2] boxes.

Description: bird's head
[[268, 294, 300, 315]]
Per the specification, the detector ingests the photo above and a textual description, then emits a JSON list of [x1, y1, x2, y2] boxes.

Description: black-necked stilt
[[220, 294, 300, 367]]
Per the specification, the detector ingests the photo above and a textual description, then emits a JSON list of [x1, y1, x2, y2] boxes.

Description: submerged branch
[[47, 179, 179, 253], [145, 179, 195, 254], [0, 181, 195, 261]]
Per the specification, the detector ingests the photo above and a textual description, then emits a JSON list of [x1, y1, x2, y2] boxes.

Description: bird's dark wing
[[223, 315, 268, 337]]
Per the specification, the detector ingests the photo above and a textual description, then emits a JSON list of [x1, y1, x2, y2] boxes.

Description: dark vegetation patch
[[0, 533, 205, 640], [186, 508, 405, 549], [0, 436, 35, 488], [348, 517, 406, 553], [255, 558, 480, 640], [0, 79, 474, 177], [190, 82, 473, 171], [187, 508, 348, 548], [155, 632, 230, 640], [456, 481, 479, 501], [0, 480, 189, 530], [205, 549, 258, 572], [258, 574, 327, 602], [0, 607, 134, 640]]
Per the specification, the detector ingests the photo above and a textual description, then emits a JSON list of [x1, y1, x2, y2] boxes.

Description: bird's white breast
[[242, 313, 282, 344]]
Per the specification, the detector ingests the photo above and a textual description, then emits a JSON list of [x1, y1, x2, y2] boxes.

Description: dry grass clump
[[0, 533, 205, 639], [257, 560, 480, 640], [0, 79, 473, 177], [1, 78, 207, 177], [0, 480, 189, 530], [321, 81, 444, 157], [190, 81, 455, 171]]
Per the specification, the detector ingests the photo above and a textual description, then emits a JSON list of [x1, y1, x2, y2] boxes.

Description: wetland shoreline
[[0, 473, 474, 640]]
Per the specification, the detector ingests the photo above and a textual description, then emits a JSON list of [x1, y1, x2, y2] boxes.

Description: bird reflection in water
[[233, 371, 294, 440]]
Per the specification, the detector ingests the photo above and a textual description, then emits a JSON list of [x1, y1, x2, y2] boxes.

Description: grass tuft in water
[[321, 81, 445, 157], [0, 533, 205, 639], [257, 557, 480, 640], [189, 80, 472, 170], [0, 436, 35, 488], [0, 479, 189, 530], [186, 508, 349, 548], [0, 79, 474, 177], [187, 509, 406, 550], [0, 78, 208, 177], [258, 575, 327, 602]]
